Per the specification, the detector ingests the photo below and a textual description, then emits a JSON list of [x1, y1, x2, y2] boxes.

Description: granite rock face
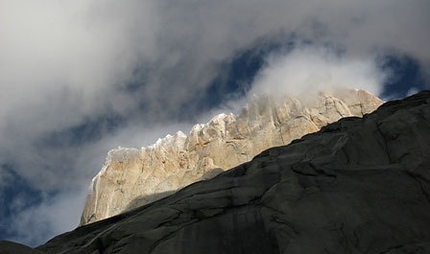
[[0, 241, 43, 254], [81, 89, 382, 225], [26, 90, 430, 254]]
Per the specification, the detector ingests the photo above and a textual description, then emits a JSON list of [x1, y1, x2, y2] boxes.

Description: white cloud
[[249, 46, 385, 99]]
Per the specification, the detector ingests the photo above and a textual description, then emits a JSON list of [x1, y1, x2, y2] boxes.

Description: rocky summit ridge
[[2, 89, 428, 254], [1, 90, 429, 253], [80, 89, 382, 225]]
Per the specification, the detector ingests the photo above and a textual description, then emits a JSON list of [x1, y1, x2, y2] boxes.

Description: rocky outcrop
[[27, 90, 430, 254], [81, 89, 383, 225], [0, 241, 43, 254]]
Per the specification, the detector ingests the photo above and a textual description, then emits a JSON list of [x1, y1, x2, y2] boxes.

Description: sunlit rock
[[80, 89, 383, 225], [5, 90, 430, 254]]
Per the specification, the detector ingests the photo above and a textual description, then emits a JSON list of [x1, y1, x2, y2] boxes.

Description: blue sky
[[0, 0, 429, 247]]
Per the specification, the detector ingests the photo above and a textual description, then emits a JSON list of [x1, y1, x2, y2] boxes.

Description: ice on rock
[[81, 89, 384, 225], [105, 146, 141, 164]]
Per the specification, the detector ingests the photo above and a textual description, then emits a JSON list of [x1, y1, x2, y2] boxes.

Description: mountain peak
[[3, 90, 430, 253], [26, 89, 430, 254], [80, 89, 383, 225]]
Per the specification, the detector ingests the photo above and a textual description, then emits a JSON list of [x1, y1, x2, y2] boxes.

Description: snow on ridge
[[97, 92, 353, 173], [191, 123, 205, 133], [105, 146, 140, 165], [99, 90, 378, 170], [99, 112, 236, 169], [148, 130, 188, 150], [89, 147, 141, 190]]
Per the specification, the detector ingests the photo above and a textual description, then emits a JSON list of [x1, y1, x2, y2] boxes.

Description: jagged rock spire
[[80, 89, 382, 225]]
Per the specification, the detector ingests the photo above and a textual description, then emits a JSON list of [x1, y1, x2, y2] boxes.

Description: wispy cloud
[[249, 45, 385, 98]]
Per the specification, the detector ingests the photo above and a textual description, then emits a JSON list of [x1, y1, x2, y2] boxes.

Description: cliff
[[14, 89, 428, 253], [80, 89, 382, 225], [1, 90, 430, 253]]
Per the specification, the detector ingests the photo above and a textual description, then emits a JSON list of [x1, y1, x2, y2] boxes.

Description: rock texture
[[81, 89, 383, 225], [18, 90, 428, 254], [0, 241, 43, 254]]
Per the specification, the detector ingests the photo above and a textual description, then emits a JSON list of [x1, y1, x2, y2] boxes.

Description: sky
[[0, 0, 429, 247]]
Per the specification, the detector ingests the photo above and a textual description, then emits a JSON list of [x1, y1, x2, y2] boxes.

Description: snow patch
[[105, 147, 140, 165], [191, 124, 205, 133]]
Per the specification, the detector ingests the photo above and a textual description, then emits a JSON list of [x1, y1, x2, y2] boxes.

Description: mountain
[[1, 90, 430, 253], [80, 89, 382, 225]]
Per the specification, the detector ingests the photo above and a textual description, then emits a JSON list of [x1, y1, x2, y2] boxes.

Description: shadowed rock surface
[[0, 241, 43, 254], [81, 89, 382, 225], [4, 90, 430, 254]]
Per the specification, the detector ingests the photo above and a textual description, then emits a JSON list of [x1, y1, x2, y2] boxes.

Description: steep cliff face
[[28, 90, 430, 254], [80, 89, 383, 225]]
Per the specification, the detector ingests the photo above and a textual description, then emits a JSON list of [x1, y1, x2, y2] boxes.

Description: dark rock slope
[[7, 90, 430, 253]]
